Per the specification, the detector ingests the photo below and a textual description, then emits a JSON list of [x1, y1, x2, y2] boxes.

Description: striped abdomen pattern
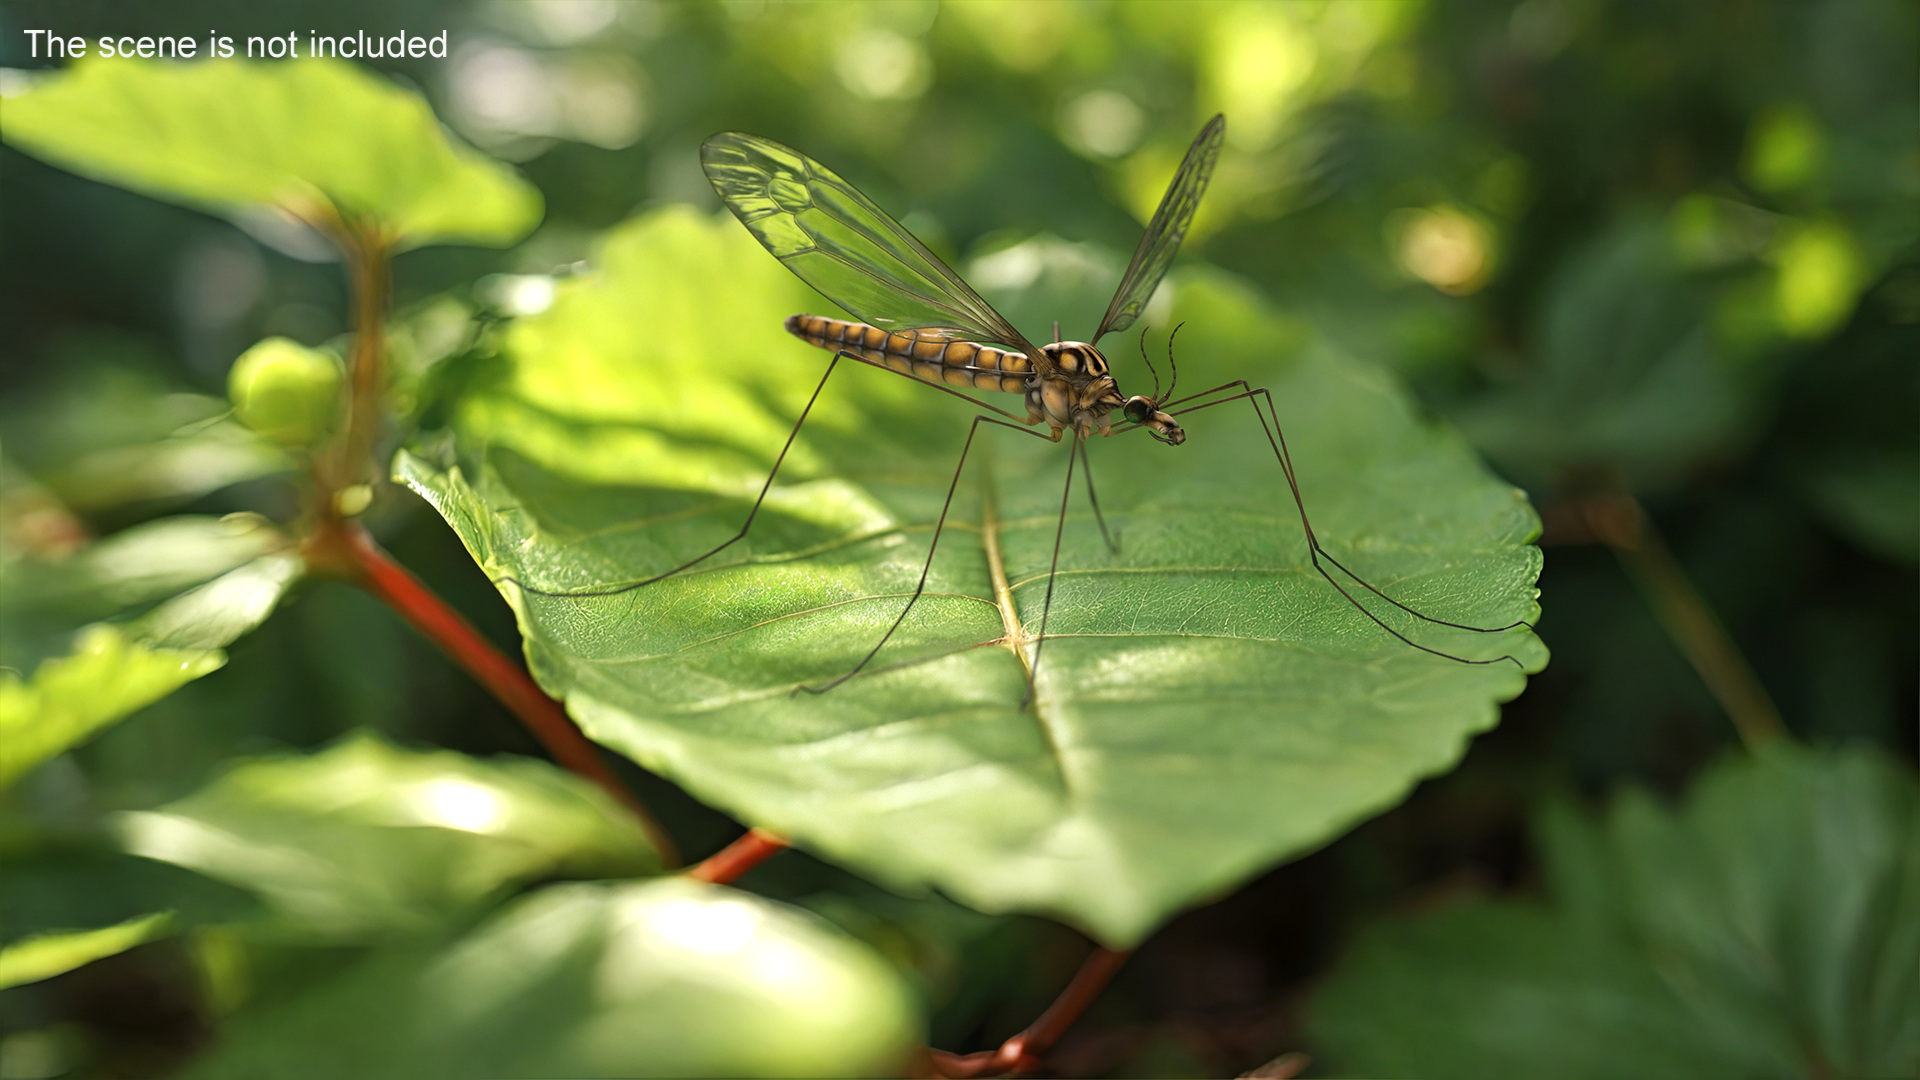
[[785, 314, 1031, 395]]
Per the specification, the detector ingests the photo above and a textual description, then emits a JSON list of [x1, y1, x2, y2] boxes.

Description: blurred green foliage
[[183, 880, 921, 1079], [1309, 743, 1919, 1078], [0, 0, 1914, 1076], [0, 914, 173, 993], [3, 56, 542, 249], [117, 732, 665, 940]]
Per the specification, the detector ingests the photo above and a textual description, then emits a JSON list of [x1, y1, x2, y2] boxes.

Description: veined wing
[[701, 132, 1045, 365], [1092, 114, 1226, 344]]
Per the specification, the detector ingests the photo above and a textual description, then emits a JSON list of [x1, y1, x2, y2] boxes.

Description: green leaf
[[182, 880, 921, 1079], [0, 838, 258, 951], [0, 625, 224, 791], [0, 58, 540, 250], [117, 732, 663, 940], [402, 207, 1545, 945], [0, 503, 297, 789], [1, 514, 285, 666], [0, 359, 289, 514], [1307, 744, 1920, 1079], [1310, 902, 1764, 1080], [45, 421, 290, 513], [123, 552, 302, 651], [1798, 453, 1919, 564], [0, 911, 173, 991]]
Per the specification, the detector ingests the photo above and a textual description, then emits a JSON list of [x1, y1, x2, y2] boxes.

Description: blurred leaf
[[182, 879, 921, 1079], [402, 208, 1545, 945], [788, 877, 1027, 1034], [1452, 218, 1777, 490], [125, 553, 302, 651], [118, 732, 663, 940], [380, 294, 488, 426], [0, 548, 295, 791], [2, 514, 285, 634], [1311, 902, 1761, 1079], [1775, 265, 1919, 564], [1, 58, 540, 250], [1308, 743, 1920, 1079], [1798, 455, 1918, 564], [0, 361, 288, 514], [0, 911, 172, 991], [0, 837, 258, 947], [0, 348, 228, 464], [0, 626, 224, 792], [48, 422, 288, 512]]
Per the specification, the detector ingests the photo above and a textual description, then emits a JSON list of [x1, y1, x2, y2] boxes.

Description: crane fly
[[509, 114, 1526, 697]]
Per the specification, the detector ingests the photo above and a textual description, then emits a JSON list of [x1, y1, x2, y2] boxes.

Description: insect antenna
[[1162, 321, 1185, 404], [1136, 325, 1163, 402]]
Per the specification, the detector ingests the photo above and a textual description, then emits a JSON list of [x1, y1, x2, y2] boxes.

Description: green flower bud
[[228, 338, 343, 448]]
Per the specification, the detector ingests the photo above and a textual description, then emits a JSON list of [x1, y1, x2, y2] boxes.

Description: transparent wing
[[1092, 114, 1226, 344], [701, 132, 1044, 363]]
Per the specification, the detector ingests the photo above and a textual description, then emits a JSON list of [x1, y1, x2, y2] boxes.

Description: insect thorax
[[1033, 341, 1128, 435], [1042, 340, 1115, 377]]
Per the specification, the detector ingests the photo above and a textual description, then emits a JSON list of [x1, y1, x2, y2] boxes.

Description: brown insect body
[[785, 314, 1183, 443]]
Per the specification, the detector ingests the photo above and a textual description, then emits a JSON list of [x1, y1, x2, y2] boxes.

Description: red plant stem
[[293, 212, 681, 866], [686, 828, 789, 884], [929, 947, 1132, 1078], [337, 223, 390, 491], [328, 521, 682, 866]]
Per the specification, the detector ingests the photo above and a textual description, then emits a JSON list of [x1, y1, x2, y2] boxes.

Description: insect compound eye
[[1123, 397, 1153, 424]]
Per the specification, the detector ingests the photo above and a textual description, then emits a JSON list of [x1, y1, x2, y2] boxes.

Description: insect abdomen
[[785, 314, 1029, 394]]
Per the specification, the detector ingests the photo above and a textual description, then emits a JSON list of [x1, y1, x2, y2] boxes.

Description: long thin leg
[[1103, 379, 1251, 440], [1077, 438, 1119, 556], [1022, 438, 1079, 704], [1161, 378, 1257, 411], [502, 349, 1031, 599], [500, 351, 852, 598], [1170, 385, 1530, 667], [798, 413, 1056, 695]]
